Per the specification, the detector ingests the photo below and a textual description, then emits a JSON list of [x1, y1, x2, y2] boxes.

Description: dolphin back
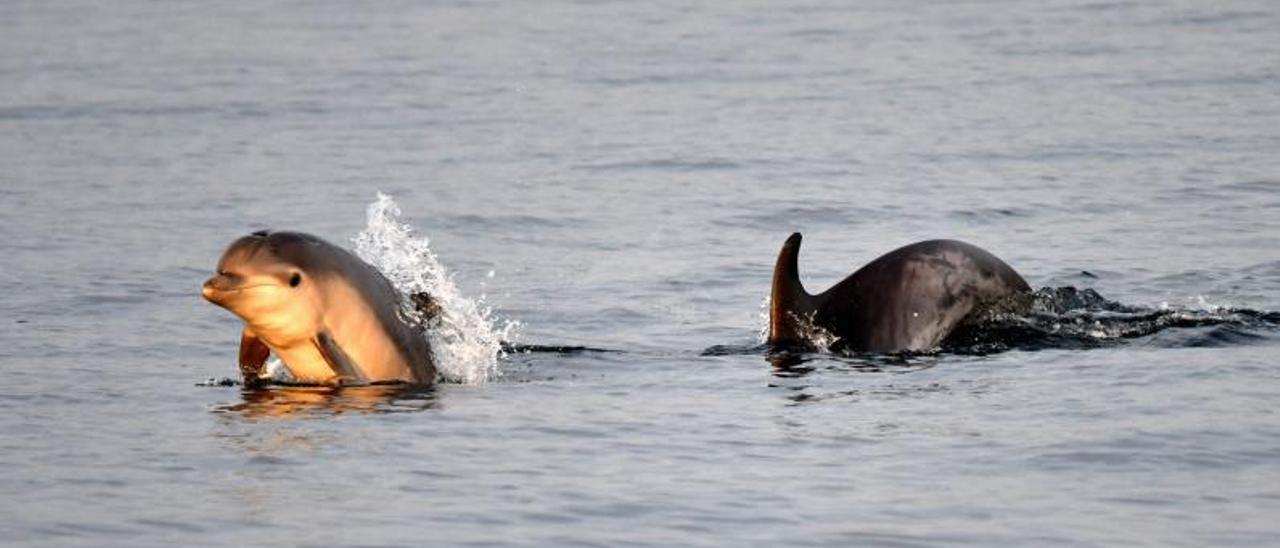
[[770, 235, 1030, 353]]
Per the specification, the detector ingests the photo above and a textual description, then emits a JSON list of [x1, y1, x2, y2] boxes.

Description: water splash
[[756, 295, 771, 344], [754, 294, 835, 349], [944, 287, 1279, 353], [350, 193, 516, 384]]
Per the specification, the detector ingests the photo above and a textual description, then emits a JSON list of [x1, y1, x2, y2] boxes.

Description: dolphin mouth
[[201, 280, 277, 302]]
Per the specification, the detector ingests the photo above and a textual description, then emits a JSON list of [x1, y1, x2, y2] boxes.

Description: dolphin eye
[[289, 273, 302, 287]]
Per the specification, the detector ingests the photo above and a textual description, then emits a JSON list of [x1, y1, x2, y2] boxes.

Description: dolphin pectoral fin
[[314, 331, 367, 386], [239, 329, 270, 388]]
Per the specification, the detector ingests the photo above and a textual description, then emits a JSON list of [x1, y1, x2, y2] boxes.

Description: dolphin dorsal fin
[[769, 233, 815, 345]]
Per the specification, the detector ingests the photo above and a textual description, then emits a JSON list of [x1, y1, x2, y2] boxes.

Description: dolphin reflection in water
[[215, 384, 439, 419]]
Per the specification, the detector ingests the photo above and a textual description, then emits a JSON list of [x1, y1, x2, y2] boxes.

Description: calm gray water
[[3, 1, 1280, 546]]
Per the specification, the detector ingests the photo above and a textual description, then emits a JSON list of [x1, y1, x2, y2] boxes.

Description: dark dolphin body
[[203, 230, 436, 386], [769, 233, 1031, 352]]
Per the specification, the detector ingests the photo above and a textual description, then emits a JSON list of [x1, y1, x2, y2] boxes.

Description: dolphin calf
[[769, 233, 1030, 352], [202, 230, 436, 386]]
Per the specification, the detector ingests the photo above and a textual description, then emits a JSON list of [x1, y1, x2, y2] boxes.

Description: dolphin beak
[[203, 275, 241, 304], [202, 277, 222, 303], [203, 274, 273, 305]]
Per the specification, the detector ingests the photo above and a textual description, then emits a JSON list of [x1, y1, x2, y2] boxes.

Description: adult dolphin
[[202, 230, 436, 386], [768, 233, 1031, 352]]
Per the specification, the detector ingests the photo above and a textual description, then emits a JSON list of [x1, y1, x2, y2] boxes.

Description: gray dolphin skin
[[769, 233, 1031, 352], [202, 230, 436, 386]]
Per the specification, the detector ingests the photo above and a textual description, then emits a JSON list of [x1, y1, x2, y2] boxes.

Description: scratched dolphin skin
[[769, 233, 1030, 352], [202, 231, 436, 386]]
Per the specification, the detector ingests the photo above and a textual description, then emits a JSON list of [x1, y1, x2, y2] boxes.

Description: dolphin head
[[202, 231, 325, 346]]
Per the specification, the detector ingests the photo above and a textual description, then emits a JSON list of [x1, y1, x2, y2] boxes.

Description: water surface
[[2, 1, 1280, 546]]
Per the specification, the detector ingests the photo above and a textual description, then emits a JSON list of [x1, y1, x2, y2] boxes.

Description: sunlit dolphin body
[[769, 233, 1031, 352], [202, 230, 436, 386]]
